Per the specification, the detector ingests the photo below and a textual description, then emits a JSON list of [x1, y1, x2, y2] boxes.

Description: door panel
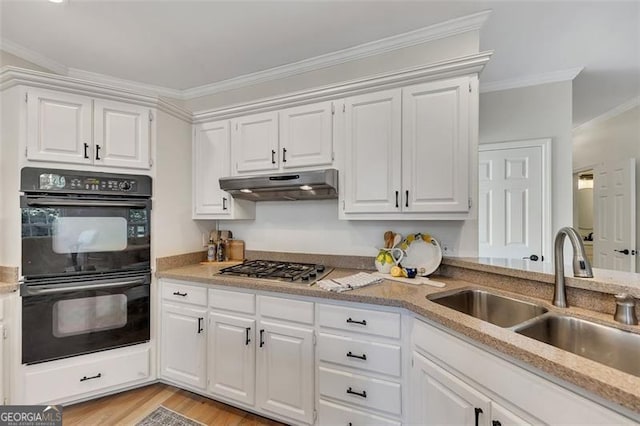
[[94, 100, 150, 169], [256, 320, 314, 424], [402, 77, 469, 213], [208, 312, 255, 405], [232, 112, 279, 173], [26, 89, 93, 164], [160, 304, 206, 389], [594, 159, 636, 272], [343, 89, 402, 213], [280, 101, 333, 169], [193, 121, 232, 216], [479, 143, 544, 259]]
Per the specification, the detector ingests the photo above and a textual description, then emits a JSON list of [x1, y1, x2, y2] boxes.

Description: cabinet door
[[94, 100, 151, 169], [208, 312, 255, 406], [232, 111, 278, 173], [279, 101, 333, 169], [256, 320, 314, 424], [402, 77, 470, 212], [411, 351, 491, 426], [193, 121, 232, 217], [26, 88, 93, 164], [343, 89, 402, 213], [160, 303, 207, 389]]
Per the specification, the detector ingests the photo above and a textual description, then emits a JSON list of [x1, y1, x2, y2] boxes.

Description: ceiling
[[1, 1, 638, 126]]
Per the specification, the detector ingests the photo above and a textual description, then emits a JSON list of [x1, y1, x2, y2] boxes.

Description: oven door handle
[[24, 198, 149, 208], [23, 279, 147, 296]]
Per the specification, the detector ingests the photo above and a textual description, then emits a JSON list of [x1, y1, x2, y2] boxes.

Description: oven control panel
[[39, 173, 138, 193]]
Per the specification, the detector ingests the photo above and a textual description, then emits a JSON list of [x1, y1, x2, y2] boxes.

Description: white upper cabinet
[[341, 76, 475, 219], [93, 99, 151, 169], [343, 89, 402, 213], [26, 88, 93, 165], [279, 101, 333, 169], [402, 77, 470, 213], [231, 101, 335, 175], [232, 111, 279, 173], [25, 88, 153, 170], [192, 120, 255, 220]]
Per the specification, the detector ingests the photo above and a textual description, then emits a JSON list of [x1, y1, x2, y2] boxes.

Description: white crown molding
[[479, 67, 584, 93], [0, 38, 69, 75], [183, 10, 492, 100], [67, 68, 184, 100], [572, 96, 640, 133], [193, 51, 492, 123], [0, 66, 192, 122]]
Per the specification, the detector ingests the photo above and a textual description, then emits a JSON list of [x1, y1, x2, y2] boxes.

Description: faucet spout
[[553, 227, 594, 308]]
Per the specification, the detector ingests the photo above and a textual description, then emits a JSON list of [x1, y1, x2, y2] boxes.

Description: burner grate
[[219, 260, 328, 283]]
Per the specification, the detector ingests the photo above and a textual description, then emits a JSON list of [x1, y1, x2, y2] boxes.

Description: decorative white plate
[[398, 233, 442, 276]]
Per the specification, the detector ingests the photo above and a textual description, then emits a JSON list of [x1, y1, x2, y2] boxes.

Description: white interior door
[[479, 140, 548, 260], [593, 158, 637, 272]]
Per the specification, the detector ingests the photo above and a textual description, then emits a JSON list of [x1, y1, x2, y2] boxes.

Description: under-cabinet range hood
[[219, 169, 338, 201]]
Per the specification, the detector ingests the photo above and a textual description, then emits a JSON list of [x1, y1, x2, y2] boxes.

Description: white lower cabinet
[[257, 319, 315, 424], [208, 312, 255, 405], [411, 318, 634, 425], [160, 302, 207, 389], [22, 345, 150, 405]]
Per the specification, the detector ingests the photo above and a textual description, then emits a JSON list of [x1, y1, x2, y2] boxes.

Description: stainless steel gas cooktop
[[218, 260, 331, 284]]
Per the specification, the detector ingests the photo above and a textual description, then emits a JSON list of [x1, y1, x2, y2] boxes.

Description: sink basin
[[516, 315, 640, 377], [428, 289, 548, 328]]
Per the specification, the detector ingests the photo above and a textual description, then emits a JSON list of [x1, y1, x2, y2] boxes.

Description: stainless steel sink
[[428, 289, 548, 328], [515, 315, 640, 377]]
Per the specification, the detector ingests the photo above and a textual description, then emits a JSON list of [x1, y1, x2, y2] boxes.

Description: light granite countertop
[[157, 263, 640, 417], [0, 281, 18, 294]]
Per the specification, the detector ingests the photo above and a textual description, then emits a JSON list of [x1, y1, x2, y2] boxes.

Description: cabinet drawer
[[258, 295, 314, 325], [319, 399, 401, 426], [162, 281, 207, 306], [319, 333, 401, 377], [24, 346, 150, 404], [318, 304, 400, 339], [319, 366, 402, 416], [209, 288, 255, 314]]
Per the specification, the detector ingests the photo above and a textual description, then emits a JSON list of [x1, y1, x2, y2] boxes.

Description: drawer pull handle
[[83, 143, 90, 159], [259, 329, 265, 348], [80, 373, 102, 382], [492, 421, 502, 426], [346, 351, 367, 360], [172, 291, 187, 297], [95, 144, 101, 161], [346, 317, 367, 326], [346, 387, 367, 398], [245, 327, 251, 345], [197, 317, 204, 334], [474, 407, 483, 426]]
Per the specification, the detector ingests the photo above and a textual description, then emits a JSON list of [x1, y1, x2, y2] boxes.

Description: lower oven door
[[21, 273, 150, 364]]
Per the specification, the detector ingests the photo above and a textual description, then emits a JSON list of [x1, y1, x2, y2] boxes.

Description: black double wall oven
[[20, 167, 152, 365]]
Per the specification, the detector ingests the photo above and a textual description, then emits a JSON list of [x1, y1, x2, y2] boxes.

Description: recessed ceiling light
[[48, 0, 66, 3], [300, 185, 313, 191], [240, 189, 252, 193]]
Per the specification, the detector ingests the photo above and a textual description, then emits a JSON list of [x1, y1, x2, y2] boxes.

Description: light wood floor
[[63, 383, 286, 426]]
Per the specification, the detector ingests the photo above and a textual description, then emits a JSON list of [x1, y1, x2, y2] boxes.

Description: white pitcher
[[374, 247, 404, 274]]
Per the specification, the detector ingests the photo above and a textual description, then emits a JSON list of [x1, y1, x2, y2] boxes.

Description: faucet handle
[[614, 294, 638, 325]]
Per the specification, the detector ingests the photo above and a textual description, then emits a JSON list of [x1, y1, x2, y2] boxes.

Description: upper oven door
[[21, 196, 151, 280]]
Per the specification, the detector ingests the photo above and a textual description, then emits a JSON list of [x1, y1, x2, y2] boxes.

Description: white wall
[[226, 200, 477, 257], [478, 81, 574, 252], [153, 110, 213, 258], [573, 105, 640, 270]]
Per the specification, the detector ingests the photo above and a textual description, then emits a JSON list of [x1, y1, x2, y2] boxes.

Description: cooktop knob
[[301, 274, 310, 281], [309, 271, 317, 278], [316, 265, 325, 272]]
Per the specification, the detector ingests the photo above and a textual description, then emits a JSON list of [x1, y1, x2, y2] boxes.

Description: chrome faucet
[[553, 227, 594, 307]]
